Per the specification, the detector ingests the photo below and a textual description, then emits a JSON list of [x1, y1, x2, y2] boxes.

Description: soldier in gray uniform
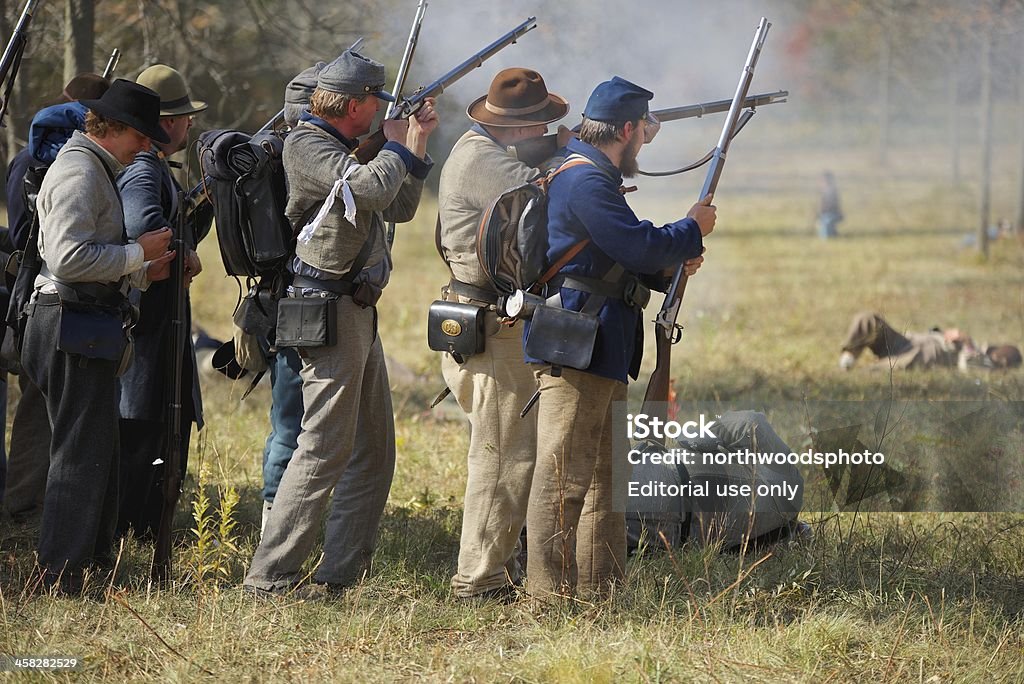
[[244, 51, 439, 596], [437, 68, 571, 600], [22, 81, 174, 592]]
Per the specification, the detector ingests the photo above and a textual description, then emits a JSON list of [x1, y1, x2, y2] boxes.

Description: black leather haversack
[[276, 296, 337, 348], [427, 300, 486, 361], [524, 304, 599, 371], [57, 300, 130, 363]]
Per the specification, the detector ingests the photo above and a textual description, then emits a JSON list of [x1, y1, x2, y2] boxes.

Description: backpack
[[475, 156, 594, 298], [1, 163, 48, 374], [197, 129, 292, 278]]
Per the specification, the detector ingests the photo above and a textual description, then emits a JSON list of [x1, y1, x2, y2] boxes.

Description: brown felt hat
[[467, 68, 568, 128]]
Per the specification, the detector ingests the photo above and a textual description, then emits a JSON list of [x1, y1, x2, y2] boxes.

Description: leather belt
[[548, 273, 651, 309], [291, 275, 357, 296], [448, 278, 499, 305]]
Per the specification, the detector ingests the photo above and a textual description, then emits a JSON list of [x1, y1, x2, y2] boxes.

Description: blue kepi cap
[[583, 76, 653, 124]]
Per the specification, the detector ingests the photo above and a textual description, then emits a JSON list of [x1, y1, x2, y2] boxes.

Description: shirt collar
[[300, 111, 357, 148], [566, 138, 622, 184], [469, 123, 502, 146], [73, 130, 124, 175]]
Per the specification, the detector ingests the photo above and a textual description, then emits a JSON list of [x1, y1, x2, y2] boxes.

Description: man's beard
[[620, 134, 643, 178]]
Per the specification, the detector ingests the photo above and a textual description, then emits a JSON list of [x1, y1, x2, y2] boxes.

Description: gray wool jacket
[[284, 118, 432, 281], [437, 128, 540, 290], [35, 130, 148, 290]]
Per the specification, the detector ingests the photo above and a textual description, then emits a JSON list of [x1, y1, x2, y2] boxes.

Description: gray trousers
[[244, 297, 396, 590], [21, 296, 120, 586], [3, 372, 54, 521], [442, 317, 537, 597]]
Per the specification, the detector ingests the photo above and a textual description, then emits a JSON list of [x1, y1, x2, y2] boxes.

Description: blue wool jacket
[[523, 138, 704, 382]]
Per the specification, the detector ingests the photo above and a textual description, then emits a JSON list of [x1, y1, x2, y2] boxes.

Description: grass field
[[1, 139, 1023, 682]]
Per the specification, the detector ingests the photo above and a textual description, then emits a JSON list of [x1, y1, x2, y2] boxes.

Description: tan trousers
[[443, 316, 537, 597], [527, 367, 627, 599]]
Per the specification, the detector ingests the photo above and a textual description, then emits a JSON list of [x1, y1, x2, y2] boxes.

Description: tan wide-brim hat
[[467, 67, 568, 128], [136, 64, 207, 117]]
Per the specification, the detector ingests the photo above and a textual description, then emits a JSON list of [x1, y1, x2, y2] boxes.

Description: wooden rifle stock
[[353, 128, 388, 165], [642, 18, 772, 415]]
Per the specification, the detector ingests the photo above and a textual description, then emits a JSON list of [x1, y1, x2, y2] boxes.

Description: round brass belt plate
[[441, 319, 462, 337]]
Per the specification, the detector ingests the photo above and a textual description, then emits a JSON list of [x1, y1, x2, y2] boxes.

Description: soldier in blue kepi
[[523, 76, 716, 600]]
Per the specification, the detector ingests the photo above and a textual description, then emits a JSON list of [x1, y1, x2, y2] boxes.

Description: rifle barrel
[[386, 0, 427, 118], [390, 16, 536, 119], [102, 48, 121, 80], [653, 89, 787, 123], [0, 0, 41, 123], [0, 0, 39, 78]]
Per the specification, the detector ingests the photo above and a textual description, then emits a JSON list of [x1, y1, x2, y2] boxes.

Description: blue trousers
[[262, 347, 303, 502]]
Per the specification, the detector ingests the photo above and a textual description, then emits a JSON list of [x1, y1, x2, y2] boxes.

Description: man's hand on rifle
[[184, 250, 202, 288], [687, 194, 716, 236], [683, 247, 706, 277], [382, 118, 409, 142], [146, 250, 177, 282], [406, 96, 439, 159], [137, 226, 173, 261]]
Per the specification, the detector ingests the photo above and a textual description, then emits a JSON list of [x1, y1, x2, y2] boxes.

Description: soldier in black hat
[[115, 65, 210, 541], [244, 50, 439, 597], [21, 79, 175, 593]]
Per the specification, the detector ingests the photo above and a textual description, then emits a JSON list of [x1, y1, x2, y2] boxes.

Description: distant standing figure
[[817, 170, 842, 239]]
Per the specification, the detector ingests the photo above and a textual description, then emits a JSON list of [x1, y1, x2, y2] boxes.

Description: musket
[[385, 0, 427, 246], [152, 184, 189, 582], [513, 89, 788, 168], [353, 16, 537, 164], [642, 17, 772, 414], [183, 37, 366, 213], [0, 0, 42, 127], [101, 48, 121, 80]]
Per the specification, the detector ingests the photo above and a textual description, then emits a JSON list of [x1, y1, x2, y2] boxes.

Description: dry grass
[[1, 139, 1023, 681]]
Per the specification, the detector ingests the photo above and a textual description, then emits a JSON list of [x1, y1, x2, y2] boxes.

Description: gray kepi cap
[[317, 50, 395, 102]]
